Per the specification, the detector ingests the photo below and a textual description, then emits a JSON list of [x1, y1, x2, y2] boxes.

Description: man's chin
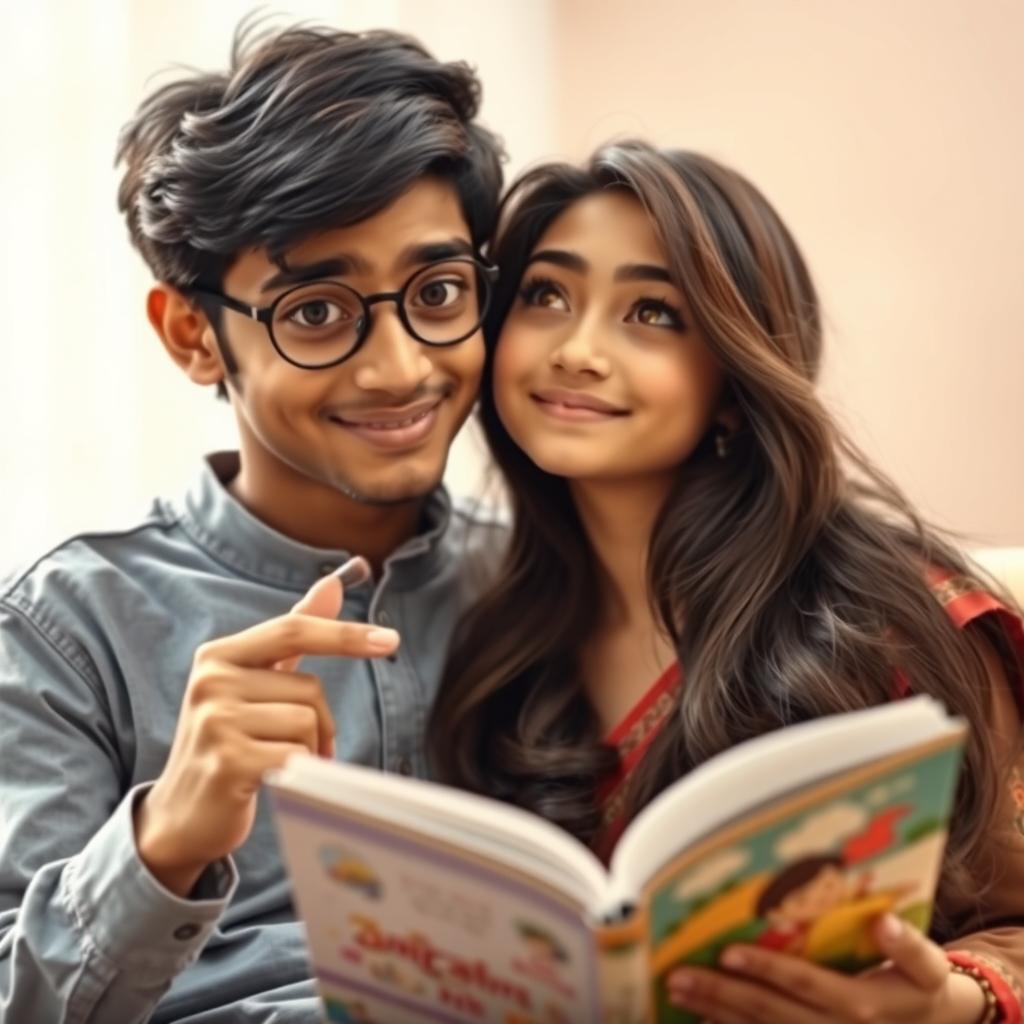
[[333, 466, 445, 507]]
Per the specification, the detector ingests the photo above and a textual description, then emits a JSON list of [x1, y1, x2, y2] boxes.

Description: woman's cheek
[[491, 328, 531, 417]]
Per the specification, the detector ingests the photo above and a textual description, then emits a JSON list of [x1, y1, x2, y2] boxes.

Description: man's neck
[[227, 453, 427, 573]]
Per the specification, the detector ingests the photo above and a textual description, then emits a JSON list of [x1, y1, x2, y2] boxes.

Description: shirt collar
[[169, 451, 452, 592]]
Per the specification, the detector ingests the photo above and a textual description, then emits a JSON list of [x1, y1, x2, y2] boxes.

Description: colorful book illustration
[[266, 696, 965, 1023]]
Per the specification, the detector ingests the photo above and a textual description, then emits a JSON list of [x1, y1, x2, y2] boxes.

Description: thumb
[[292, 573, 343, 619], [276, 556, 371, 671], [291, 555, 371, 618], [872, 913, 949, 991]]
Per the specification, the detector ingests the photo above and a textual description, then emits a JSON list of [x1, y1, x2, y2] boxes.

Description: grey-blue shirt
[[0, 452, 505, 1023]]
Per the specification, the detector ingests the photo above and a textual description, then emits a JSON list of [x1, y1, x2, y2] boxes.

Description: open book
[[267, 696, 965, 1023]]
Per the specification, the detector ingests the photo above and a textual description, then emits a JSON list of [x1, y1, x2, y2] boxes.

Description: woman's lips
[[530, 388, 628, 422]]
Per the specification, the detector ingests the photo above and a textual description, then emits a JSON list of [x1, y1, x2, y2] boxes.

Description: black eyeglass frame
[[190, 256, 499, 370]]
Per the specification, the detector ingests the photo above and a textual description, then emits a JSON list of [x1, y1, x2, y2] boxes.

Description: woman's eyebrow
[[525, 250, 673, 286], [526, 249, 588, 274], [614, 263, 672, 284]]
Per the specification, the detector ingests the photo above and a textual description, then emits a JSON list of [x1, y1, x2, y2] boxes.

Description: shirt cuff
[[947, 950, 1023, 1024], [66, 783, 238, 976]]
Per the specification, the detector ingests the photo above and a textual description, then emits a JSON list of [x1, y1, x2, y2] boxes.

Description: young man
[[0, 24, 505, 1023]]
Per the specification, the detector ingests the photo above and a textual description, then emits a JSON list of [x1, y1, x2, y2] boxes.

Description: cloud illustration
[[674, 848, 751, 901], [776, 803, 868, 861]]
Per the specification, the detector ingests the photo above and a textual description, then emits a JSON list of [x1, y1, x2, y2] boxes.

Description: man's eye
[[414, 279, 465, 308], [286, 300, 347, 328]]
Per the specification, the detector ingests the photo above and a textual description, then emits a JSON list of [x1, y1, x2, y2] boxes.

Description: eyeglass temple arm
[[189, 287, 269, 324]]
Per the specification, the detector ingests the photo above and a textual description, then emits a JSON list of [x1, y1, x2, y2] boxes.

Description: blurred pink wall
[[553, 0, 1023, 544]]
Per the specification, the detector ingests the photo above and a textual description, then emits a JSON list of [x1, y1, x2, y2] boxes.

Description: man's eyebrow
[[260, 256, 369, 293], [259, 239, 475, 293], [397, 238, 475, 268], [526, 249, 588, 274], [614, 263, 673, 284]]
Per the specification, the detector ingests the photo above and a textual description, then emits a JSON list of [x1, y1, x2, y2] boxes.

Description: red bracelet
[[948, 960, 1000, 1024], [947, 951, 1023, 1024]]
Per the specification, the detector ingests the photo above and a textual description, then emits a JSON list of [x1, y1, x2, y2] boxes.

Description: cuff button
[[173, 923, 201, 941]]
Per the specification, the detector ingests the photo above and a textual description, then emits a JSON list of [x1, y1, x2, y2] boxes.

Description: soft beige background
[[0, 0, 1020, 572], [552, 0, 1024, 548]]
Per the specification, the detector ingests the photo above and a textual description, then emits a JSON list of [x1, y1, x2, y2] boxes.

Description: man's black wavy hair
[[116, 22, 505, 291]]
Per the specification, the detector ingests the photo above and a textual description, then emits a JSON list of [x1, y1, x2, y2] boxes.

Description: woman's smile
[[530, 386, 629, 422]]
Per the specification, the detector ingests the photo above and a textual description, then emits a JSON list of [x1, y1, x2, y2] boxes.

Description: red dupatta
[[594, 661, 682, 862]]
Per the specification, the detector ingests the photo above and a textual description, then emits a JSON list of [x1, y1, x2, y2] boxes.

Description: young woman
[[431, 141, 1024, 1023]]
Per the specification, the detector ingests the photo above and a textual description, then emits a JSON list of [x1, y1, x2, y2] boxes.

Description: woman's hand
[[666, 915, 988, 1024]]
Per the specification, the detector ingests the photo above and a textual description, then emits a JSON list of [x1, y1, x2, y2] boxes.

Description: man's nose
[[352, 306, 433, 394]]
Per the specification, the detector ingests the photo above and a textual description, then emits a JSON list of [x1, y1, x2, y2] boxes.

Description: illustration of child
[[754, 856, 871, 954], [512, 922, 576, 1000]]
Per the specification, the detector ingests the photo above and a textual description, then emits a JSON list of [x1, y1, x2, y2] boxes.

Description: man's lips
[[530, 387, 629, 420], [324, 398, 442, 429], [322, 398, 445, 449]]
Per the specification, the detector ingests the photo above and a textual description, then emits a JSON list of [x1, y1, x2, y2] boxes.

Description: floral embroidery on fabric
[[601, 690, 676, 828], [1010, 767, 1024, 839], [601, 783, 628, 830], [616, 690, 675, 759], [929, 574, 983, 607]]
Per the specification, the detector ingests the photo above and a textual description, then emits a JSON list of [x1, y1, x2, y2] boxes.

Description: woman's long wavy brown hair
[[430, 141, 1020, 928]]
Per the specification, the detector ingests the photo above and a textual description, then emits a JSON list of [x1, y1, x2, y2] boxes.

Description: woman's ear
[[714, 403, 743, 437], [146, 284, 225, 387]]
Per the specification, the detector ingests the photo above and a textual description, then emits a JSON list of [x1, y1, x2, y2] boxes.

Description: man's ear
[[146, 284, 225, 387]]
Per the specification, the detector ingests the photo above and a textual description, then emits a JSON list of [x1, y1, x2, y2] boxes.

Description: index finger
[[278, 558, 371, 672], [291, 556, 372, 617], [206, 614, 399, 668], [709, 945, 859, 1013]]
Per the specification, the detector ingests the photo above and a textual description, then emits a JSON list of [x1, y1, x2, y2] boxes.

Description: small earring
[[715, 427, 731, 459]]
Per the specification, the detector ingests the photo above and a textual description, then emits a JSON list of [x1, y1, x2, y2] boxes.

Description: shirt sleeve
[[0, 598, 238, 1024], [941, 617, 1024, 1024]]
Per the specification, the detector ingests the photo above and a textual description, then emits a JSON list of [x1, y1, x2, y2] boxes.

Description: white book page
[[608, 696, 962, 910], [270, 756, 610, 909]]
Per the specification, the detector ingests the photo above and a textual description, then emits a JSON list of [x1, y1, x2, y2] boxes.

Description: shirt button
[[376, 610, 392, 627], [396, 757, 413, 776], [173, 922, 201, 941]]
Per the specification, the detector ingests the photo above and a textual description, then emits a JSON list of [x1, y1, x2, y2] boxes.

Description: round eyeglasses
[[191, 257, 498, 369]]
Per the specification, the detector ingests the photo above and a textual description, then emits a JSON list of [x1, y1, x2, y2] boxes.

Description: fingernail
[[721, 948, 746, 970], [335, 556, 371, 589], [366, 628, 400, 651], [670, 970, 693, 991], [879, 913, 903, 941]]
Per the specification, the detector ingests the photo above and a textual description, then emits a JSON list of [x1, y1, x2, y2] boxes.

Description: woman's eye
[[519, 279, 568, 312], [413, 279, 465, 308], [286, 300, 346, 328], [629, 299, 684, 330]]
